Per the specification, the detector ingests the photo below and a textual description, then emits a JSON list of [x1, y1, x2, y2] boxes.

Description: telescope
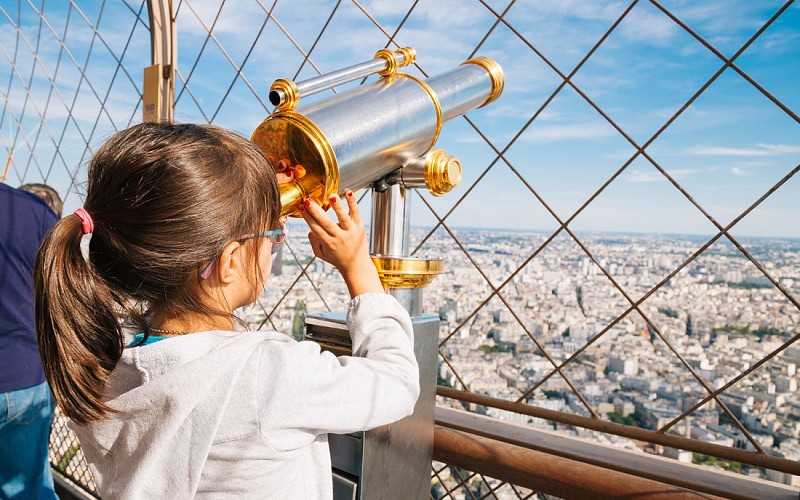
[[251, 49, 503, 499], [251, 47, 504, 298]]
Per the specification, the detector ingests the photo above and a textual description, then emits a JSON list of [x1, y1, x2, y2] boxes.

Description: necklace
[[149, 327, 191, 336]]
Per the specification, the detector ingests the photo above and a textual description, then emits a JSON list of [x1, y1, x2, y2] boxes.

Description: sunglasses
[[200, 222, 286, 280]]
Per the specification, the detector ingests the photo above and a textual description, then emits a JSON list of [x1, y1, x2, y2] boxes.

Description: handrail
[[437, 386, 800, 476], [435, 406, 799, 500], [434, 425, 719, 499]]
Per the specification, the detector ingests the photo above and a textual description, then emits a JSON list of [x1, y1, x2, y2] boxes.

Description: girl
[[34, 123, 419, 499]]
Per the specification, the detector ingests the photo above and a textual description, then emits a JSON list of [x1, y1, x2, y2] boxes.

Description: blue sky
[[1, 0, 798, 237]]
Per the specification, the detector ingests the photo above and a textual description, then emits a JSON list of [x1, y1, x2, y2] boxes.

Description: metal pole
[[370, 184, 427, 315], [370, 183, 410, 257], [145, 0, 175, 123]]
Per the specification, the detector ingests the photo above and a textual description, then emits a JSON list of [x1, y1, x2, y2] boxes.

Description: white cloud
[[758, 144, 800, 154], [688, 143, 800, 156], [177, 1, 266, 36], [648, 105, 709, 120], [411, 0, 489, 28], [763, 32, 800, 52], [618, 7, 678, 45], [507, 0, 627, 23], [485, 103, 557, 120], [455, 133, 485, 144], [731, 167, 746, 176], [675, 1, 786, 39], [626, 168, 696, 183], [523, 122, 615, 142], [353, 0, 418, 19]]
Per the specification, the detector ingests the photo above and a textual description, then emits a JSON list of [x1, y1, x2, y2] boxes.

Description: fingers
[[301, 198, 339, 236], [276, 172, 294, 184], [300, 200, 328, 238], [302, 191, 361, 235], [299, 190, 368, 272], [343, 189, 362, 226], [328, 193, 351, 230]]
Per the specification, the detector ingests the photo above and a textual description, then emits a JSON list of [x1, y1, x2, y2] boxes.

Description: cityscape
[[2, 0, 797, 497], [241, 224, 800, 488]]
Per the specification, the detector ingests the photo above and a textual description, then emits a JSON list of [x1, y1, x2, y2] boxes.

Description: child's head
[[34, 122, 281, 423], [83, 123, 281, 309]]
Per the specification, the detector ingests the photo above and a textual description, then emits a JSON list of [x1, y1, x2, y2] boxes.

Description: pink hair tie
[[73, 208, 94, 234]]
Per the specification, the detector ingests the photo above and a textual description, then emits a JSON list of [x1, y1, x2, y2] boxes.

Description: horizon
[[283, 219, 800, 243]]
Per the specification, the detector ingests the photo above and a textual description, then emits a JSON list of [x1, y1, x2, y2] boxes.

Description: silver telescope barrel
[[252, 56, 503, 215], [269, 48, 416, 109]]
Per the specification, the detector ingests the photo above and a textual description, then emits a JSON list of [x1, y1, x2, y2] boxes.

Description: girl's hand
[[301, 190, 384, 298], [276, 172, 294, 184]]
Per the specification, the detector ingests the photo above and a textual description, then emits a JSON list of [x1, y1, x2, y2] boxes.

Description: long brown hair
[[34, 123, 280, 424]]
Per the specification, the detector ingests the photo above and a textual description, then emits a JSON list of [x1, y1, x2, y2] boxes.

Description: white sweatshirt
[[71, 293, 420, 499]]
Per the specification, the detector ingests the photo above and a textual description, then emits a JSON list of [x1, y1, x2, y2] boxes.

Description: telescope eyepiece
[[269, 90, 282, 107]]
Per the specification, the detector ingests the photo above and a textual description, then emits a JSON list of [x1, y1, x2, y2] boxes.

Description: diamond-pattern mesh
[[431, 462, 536, 500], [2, 0, 798, 496], [1, 1, 149, 495]]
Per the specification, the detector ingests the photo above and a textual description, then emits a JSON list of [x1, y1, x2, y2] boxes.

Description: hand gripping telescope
[[251, 48, 503, 300]]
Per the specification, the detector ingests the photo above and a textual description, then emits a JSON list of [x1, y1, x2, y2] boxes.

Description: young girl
[[34, 123, 419, 499]]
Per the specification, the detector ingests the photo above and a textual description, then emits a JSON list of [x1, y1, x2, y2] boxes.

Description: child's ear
[[216, 241, 243, 284]]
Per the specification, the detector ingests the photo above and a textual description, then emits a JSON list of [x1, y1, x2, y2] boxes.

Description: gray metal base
[[305, 312, 439, 500]]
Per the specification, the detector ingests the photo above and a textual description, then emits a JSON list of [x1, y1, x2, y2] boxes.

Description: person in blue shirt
[[1, 182, 59, 499], [18, 184, 63, 218]]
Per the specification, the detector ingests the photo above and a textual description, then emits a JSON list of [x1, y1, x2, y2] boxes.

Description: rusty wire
[[413, 0, 797, 456], [3, 0, 799, 492], [343, 0, 798, 464], [1, 2, 148, 495]]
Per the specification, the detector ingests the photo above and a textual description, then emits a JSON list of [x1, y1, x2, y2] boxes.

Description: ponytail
[[33, 122, 282, 424], [34, 214, 124, 425]]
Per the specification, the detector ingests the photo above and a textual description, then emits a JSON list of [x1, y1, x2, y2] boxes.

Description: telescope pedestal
[[304, 312, 439, 500]]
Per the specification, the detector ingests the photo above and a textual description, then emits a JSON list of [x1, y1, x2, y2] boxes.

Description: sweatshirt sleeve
[[256, 293, 420, 445]]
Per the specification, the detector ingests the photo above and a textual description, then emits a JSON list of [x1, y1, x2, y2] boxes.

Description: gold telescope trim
[[251, 111, 339, 216], [425, 149, 462, 196], [462, 57, 504, 107], [374, 49, 399, 76], [271, 78, 300, 112], [375, 47, 416, 76], [397, 47, 416, 67], [372, 256, 445, 289], [397, 72, 443, 155]]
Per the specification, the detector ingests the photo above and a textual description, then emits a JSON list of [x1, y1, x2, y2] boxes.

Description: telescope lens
[[268, 90, 281, 107]]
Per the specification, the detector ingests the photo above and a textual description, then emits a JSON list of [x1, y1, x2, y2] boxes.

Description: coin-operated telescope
[[252, 47, 503, 299], [251, 48, 503, 500]]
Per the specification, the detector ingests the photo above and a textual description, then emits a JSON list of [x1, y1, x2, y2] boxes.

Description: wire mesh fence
[[2, 0, 798, 496], [1, 1, 149, 494], [431, 462, 536, 500]]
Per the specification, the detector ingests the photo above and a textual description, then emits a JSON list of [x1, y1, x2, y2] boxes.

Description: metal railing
[[433, 406, 799, 500], [1, 0, 798, 496]]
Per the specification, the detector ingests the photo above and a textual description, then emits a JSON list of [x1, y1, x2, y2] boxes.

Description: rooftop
[[3, 1, 798, 497]]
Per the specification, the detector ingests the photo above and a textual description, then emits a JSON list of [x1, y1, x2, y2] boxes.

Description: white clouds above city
[[689, 143, 800, 157]]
